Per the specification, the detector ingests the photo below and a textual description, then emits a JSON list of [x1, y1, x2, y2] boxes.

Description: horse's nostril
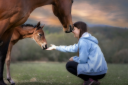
[[65, 25, 73, 33], [45, 44, 47, 49], [42, 44, 47, 50]]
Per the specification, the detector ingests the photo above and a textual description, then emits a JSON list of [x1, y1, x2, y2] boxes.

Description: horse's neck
[[17, 26, 34, 39], [28, 0, 53, 10]]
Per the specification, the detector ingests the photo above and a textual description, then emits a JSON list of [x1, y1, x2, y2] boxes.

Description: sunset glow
[[26, 0, 128, 27]]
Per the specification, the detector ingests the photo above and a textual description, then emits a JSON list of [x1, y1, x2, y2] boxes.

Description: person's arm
[[73, 40, 89, 64], [46, 44, 78, 53], [56, 44, 78, 52]]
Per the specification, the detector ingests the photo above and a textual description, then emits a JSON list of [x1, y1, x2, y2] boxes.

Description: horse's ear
[[36, 22, 40, 27], [41, 24, 45, 29], [36, 22, 41, 30]]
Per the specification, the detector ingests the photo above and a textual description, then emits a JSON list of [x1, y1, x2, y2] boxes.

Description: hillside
[[11, 26, 128, 63]]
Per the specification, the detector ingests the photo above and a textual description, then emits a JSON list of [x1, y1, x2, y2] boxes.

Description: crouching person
[[47, 21, 108, 85]]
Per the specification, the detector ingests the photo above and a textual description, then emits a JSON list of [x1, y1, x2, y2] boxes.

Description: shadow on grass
[[16, 82, 68, 85]]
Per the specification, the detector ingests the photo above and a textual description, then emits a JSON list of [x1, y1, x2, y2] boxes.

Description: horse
[[5, 22, 47, 85], [0, 0, 74, 84]]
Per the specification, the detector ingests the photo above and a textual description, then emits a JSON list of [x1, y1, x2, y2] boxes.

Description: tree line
[[11, 26, 128, 63]]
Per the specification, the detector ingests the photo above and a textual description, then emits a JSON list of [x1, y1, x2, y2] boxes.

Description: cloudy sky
[[26, 0, 128, 28]]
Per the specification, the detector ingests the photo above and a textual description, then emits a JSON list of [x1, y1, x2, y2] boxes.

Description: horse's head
[[52, 0, 74, 33], [32, 22, 47, 50]]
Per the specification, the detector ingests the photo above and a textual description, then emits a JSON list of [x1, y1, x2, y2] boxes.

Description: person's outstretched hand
[[46, 44, 56, 50]]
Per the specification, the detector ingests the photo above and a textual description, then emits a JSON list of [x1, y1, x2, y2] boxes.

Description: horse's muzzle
[[65, 25, 74, 33], [42, 44, 47, 50]]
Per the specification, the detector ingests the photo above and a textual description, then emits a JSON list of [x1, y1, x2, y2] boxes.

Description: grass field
[[3, 62, 128, 85]]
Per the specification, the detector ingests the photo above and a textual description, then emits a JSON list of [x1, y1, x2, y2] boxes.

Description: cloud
[[26, 0, 128, 27], [26, 5, 61, 26], [72, 0, 128, 27]]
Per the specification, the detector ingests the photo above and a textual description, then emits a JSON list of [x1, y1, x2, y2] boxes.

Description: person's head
[[72, 21, 87, 39]]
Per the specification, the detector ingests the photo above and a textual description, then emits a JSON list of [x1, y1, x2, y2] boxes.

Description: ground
[[3, 62, 128, 85]]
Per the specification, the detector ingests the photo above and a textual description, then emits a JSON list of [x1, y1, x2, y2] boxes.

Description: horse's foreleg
[[0, 41, 10, 85], [0, 51, 7, 85], [6, 43, 15, 85], [0, 26, 14, 85]]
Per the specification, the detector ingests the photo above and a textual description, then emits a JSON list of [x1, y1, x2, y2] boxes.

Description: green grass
[[3, 62, 128, 85]]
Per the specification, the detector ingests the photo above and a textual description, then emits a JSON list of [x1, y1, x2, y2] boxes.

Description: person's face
[[72, 27, 80, 39]]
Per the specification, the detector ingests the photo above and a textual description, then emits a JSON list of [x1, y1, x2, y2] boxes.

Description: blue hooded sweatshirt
[[56, 32, 108, 75]]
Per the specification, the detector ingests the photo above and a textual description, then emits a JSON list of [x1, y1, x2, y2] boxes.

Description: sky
[[26, 0, 128, 28]]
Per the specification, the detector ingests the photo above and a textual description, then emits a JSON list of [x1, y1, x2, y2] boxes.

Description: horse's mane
[[21, 24, 36, 28]]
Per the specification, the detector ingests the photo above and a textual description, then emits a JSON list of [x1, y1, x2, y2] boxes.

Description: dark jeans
[[66, 61, 106, 81]]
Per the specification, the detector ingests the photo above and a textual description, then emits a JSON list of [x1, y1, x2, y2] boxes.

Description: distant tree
[[112, 49, 128, 63]]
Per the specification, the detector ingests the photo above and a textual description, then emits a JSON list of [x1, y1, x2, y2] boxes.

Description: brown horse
[[5, 22, 47, 85], [0, 0, 74, 84]]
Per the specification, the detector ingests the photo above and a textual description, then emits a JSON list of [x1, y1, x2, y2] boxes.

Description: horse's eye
[[38, 34, 43, 36]]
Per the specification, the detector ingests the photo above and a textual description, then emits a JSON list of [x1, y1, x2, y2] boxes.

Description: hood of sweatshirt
[[80, 32, 98, 44]]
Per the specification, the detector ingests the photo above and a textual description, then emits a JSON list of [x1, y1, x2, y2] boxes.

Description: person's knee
[[66, 61, 70, 70], [66, 61, 73, 70]]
